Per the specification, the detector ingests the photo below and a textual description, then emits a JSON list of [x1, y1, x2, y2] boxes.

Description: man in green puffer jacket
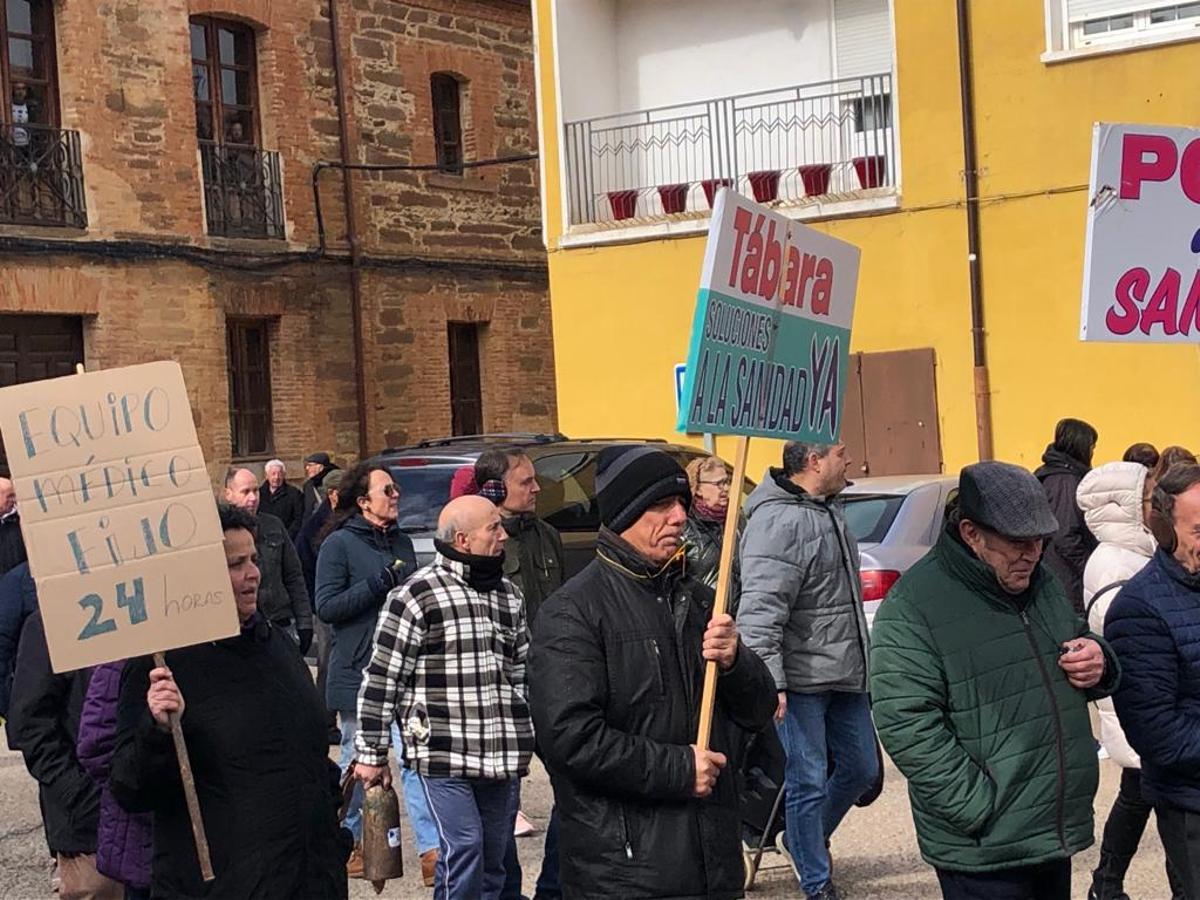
[[871, 461, 1119, 900]]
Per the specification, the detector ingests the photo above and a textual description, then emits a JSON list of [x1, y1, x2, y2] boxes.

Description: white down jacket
[[1077, 461, 1155, 769]]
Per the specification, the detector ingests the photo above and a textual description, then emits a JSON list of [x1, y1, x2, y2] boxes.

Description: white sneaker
[[514, 810, 539, 837]]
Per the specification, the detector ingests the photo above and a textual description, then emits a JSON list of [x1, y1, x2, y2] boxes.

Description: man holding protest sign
[[529, 446, 775, 898], [110, 504, 349, 898]]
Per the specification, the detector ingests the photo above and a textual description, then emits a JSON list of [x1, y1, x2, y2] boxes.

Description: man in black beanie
[[528, 446, 775, 899]]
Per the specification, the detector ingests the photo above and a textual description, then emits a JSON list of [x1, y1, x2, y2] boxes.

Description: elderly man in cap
[[529, 446, 775, 899], [301, 452, 340, 527], [871, 461, 1119, 900]]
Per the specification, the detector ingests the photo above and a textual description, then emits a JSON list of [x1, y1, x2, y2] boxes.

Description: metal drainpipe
[[329, 0, 371, 460], [956, 0, 994, 461]]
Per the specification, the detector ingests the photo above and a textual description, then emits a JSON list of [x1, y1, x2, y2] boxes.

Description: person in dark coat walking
[[7, 606, 123, 898], [302, 452, 340, 526], [77, 660, 153, 900], [1035, 417, 1099, 613], [297, 468, 344, 740], [529, 447, 776, 900], [0, 561, 36, 720], [225, 467, 313, 653], [110, 504, 349, 900], [0, 476, 27, 576], [1106, 463, 1200, 898], [314, 461, 438, 882], [259, 459, 304, 539]]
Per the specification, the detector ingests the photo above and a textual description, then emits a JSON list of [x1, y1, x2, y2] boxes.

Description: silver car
[[841, 475, 959, 630]]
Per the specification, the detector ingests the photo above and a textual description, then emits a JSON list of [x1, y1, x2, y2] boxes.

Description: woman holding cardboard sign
[[109, 505, 349, 899]]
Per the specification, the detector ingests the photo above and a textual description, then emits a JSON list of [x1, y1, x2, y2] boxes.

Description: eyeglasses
[[699, 478, 732, 489], [368, 483, 401, 498]]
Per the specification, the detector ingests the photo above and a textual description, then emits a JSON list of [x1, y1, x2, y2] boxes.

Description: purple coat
[[77, 660, 153, 889]]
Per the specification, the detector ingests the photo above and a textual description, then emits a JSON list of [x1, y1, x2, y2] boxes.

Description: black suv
[[373, 433, 748, 578]]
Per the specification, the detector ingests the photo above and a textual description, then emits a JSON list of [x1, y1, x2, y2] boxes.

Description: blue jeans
[[419, 775, 519, 900], [337, 715, 439, 854], [777, 691, 879, 895]]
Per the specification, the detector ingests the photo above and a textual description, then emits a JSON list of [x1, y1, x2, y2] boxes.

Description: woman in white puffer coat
[[1078, 461, 1183, 900]]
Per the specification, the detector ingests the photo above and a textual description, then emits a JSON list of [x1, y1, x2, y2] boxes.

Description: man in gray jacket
[[738, 440, 877, 900]]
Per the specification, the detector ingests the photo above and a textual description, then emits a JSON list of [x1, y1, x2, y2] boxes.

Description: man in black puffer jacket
[[530, 447, 775, 900]]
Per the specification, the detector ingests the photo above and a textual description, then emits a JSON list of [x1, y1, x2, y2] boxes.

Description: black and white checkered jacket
[[354, 551, 534, 779]]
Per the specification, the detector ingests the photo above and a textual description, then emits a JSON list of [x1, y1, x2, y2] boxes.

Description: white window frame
[[1044, 0, 1200, 61]]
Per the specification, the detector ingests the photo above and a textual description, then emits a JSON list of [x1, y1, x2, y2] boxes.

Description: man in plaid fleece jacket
[[352, 494, 534, 900]]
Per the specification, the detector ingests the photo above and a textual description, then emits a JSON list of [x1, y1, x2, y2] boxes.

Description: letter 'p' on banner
[[1082, 122, 1200, 343], [0, 361, 238, 673], [677, 188, 861, 442]]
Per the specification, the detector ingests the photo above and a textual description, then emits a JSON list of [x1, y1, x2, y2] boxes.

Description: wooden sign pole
[[152, 650, 214, 882], [69, 366, 214, 882], [694, 433, 751, 750]]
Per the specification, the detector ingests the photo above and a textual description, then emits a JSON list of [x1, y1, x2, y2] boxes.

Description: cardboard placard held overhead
[[0, 361, 238, 672], [677, 189, 861, 443], [1081, 122, 1200, 342]]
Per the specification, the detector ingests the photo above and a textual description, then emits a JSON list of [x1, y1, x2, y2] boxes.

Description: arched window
[[1, 0, 58, 128], [191, 16, 258, 145], [431, 73, 463, 175]]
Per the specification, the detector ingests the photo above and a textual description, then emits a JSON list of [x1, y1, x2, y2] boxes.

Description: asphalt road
[[0, 732, 1171, 900]]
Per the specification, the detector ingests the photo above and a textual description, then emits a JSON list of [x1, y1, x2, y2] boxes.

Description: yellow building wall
[[534, 0, 1200, 480]]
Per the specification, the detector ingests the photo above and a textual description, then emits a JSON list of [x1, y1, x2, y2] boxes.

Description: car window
[[841, 493, 905, 544], [389, 465, 459, 533], [533, 451, 598, 532]]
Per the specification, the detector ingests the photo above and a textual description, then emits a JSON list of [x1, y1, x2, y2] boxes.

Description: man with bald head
[[0, 476, 26, 576], [353, 495, 533, 900], [223, 467, 312, 653]]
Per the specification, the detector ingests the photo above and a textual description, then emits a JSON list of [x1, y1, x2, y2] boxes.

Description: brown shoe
[[421, 849, 438, 887], [346, 844, 365, 879]]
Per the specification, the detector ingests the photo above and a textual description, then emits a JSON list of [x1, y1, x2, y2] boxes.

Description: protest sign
[[1081, 122, 1200, 342], [0, 361, 238, 673], [677, 189, 861, 441], [677, 189, 861, 750]]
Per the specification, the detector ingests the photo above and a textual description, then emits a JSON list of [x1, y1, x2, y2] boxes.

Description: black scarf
[[435, 539, 506, 592]]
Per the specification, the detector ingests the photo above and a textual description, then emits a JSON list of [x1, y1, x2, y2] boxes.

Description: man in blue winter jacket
[[1106, 462, 1200, 897]]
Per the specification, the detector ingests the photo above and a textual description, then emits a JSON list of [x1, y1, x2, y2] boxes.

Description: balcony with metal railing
[[564, 73, 895, 230], [199, 141, 285, 240], [0, 124, 87, 228]]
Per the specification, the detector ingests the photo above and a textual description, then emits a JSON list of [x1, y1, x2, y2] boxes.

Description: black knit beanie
[[596, 446, 692, 533]]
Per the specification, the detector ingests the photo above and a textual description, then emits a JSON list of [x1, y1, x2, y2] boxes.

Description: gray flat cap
[[958, 461, 1058, 539]]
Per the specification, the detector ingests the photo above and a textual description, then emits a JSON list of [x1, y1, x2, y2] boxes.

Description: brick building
[[0, 0, 554, 479]]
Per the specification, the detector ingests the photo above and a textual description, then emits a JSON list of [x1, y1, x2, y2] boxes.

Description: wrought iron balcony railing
[[0, 124, 87, 228], [199, 141, 285, 240], [564, 73, 895, 227]]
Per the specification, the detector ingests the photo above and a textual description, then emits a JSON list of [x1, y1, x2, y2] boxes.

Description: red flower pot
[[853, 155, 887, 189], [657, 183, 689, 214], [798, 164, 832, 197], [748, 169, 781, 203], [607, 190, 639, 220], [701, 178, 733, 208]]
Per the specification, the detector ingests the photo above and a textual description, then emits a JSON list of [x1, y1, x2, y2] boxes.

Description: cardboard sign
[[677, 189, 861, 442], [1082, 122, 1200, 342], [0, 361, 238, 672]]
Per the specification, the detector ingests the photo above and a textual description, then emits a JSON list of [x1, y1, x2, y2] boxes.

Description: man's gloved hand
[[298, 628, 314, 655]]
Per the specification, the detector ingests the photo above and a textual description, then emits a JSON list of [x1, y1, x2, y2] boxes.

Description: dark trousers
[[501, 802, 562, 900], [1093, 768, 1185, 899], [420, 775, 519, 900], [936, 858, 1071, 900], [1157, 801, 1200, 900], [534, 808, 562, 900]]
